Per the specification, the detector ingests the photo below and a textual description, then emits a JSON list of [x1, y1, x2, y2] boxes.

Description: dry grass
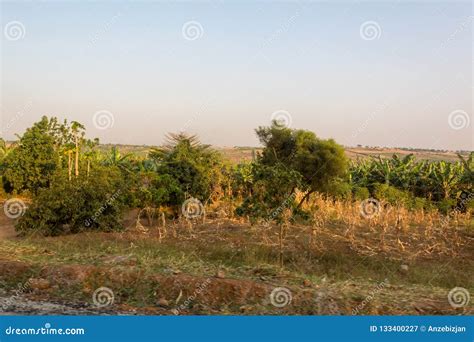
[[0, 195, 472, 315]]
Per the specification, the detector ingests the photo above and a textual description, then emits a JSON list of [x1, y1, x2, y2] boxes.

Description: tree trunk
[[87, 160, 90, 177], [296, 190, 315, 210], [75, 135, 79, 177], [68, 151, 72, 181]]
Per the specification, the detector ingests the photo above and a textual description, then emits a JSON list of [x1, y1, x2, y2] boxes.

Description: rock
[[157, 298, 169, 307], [173, 270, 181, 275], [215, 270, 226, 279], [28, 278, 51, 290], [400, 264, 409, 272], [303, 279, 312, 287]]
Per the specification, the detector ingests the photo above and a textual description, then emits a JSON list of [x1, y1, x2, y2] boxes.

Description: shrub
[[373, 183, 411, 206], [16, 168, 126, 236], [353, 186, 370, 201], [235, 162, 302, 223], [132, 172, 183, 210], [436, 198, 457, 215], [149, 133, 224, 203], [2, 117, 59, 194], [324, 180, 352, 200], [410, 197, 432, 210]]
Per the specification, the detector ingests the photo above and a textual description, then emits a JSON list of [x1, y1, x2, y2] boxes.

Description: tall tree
[[2, 116, 60, 193], [255, 121, 348, 207]]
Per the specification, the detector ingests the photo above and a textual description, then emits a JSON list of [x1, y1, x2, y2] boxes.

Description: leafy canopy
[[256, 120, 348, 196], [149, 133, 223, 203]]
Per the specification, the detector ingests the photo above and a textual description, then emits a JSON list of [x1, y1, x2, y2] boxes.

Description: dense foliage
[[2, 117, 60, 194], [148, 133, 224, 205], [16, 168, 126, 236], [1, 116, 472, 236], [255, 121, 348, 207], [349, 153, 474, 211]]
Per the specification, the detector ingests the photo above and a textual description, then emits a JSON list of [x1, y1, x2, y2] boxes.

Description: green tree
[[2, 117, 60, 194], [236, 162, 302, 222], [16, 167, 125, 236], [255, 121, 348, 207], [149, 133, 223, 204]]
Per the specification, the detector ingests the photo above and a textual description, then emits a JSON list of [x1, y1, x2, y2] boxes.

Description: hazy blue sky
[[1, 1, 472, 150]]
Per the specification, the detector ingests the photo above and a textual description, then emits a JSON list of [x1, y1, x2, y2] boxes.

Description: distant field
[[97, 143, 471, 163]]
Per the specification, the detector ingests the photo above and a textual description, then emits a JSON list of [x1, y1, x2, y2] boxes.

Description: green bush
[[410, 197, 432, 210], [2, 117, 60, 194], [235, 162, 302, 223], [324, 180, 352, 200], [373, 183, 411, 206], [16, 168, 126, 236], [436, 198, 457, 215], [132, 172, 183, 209], [353, 186, 370, 201], [149, 133, 224, 203]]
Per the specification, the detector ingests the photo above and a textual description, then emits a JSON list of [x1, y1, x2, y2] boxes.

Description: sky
[[0, 0, 472, 150]]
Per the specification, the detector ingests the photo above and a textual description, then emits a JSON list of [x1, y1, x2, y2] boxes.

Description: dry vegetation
[[1, 195, 472, 315]]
